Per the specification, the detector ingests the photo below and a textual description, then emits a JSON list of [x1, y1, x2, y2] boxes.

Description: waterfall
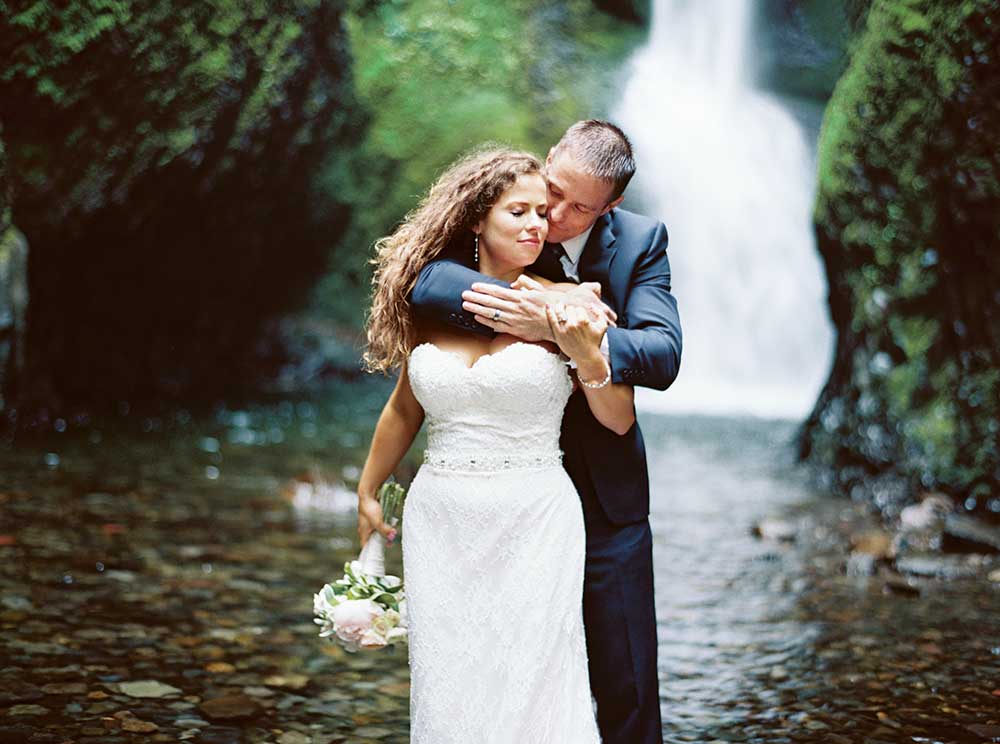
[[613, 0, 834, 420]]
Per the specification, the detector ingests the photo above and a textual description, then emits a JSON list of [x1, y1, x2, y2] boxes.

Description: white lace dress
[[403, 341, 600, 744]]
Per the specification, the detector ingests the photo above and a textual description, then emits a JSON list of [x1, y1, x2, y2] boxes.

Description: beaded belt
[[422, 449, 564, 472]]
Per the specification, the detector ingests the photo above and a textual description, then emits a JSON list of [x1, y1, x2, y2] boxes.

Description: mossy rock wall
[[0, 1, 362, 419], [799, 0, 1000, 517]]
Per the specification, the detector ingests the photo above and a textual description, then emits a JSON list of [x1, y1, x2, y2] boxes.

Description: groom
[[411, 120, 681, 744]]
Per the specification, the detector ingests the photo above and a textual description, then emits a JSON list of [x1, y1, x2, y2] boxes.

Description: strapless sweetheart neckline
[[410, 341, 563, 371]]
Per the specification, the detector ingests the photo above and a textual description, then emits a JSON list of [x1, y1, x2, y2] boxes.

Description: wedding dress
[[402, 341, 601, 743]]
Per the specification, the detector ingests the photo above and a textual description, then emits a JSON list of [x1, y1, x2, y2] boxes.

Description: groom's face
[[543, 150, 623, 244]]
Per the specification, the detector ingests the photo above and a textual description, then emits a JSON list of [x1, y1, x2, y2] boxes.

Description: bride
[[355, 146, 634, 743]]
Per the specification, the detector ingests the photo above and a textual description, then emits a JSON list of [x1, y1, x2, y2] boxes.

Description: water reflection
[[644, 415, 821, 737], [1, 388, 997, 742]]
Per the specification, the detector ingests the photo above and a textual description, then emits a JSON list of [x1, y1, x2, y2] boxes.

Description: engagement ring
[[492, 309, 502, 322]]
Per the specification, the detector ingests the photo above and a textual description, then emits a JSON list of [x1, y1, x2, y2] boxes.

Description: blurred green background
[[1, 0, 997, 515]]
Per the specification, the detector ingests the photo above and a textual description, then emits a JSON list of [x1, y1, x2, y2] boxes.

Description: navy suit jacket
[[410, 207, 682, 525]]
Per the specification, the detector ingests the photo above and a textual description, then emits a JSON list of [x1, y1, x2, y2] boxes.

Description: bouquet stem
[[357, 481, 405, 578], [358, 516, 398, 577]]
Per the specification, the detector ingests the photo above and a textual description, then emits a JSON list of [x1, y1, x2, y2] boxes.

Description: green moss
[[802, 0, 1000, 509], [0, 0, 367, 409], [309, 0, 644, 322]]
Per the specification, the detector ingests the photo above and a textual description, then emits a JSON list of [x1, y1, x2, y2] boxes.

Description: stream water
[[2, 382, 998, 743]]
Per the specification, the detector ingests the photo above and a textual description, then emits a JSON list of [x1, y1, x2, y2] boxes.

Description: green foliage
[[1, 0, 363, 410], [2, 1, 350, 219], [308, 0, 643, 324], [802, 0, 1000, 511]]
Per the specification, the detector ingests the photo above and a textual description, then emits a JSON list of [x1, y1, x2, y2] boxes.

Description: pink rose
[[331, 599, 384, 648]]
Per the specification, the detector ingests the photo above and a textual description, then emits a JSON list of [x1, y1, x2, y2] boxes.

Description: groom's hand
[[563, 282, 617, 323], [462, 283, 554, 341], [522, 277, 615, 326], [463, 280, 616, 341]]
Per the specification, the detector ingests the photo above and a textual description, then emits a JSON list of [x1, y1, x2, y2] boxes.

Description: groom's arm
[[411, 258, 611, 342], [410, 259, 505, 337], [606, 222, 682, 391]]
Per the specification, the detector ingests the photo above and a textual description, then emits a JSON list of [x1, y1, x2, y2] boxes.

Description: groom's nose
[[549, 200, 568, 224]]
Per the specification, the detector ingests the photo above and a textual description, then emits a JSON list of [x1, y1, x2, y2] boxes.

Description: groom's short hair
[[552, 120, 636, 201]]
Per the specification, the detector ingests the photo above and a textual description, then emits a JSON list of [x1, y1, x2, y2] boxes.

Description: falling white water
[[613, 0, 834, 420]]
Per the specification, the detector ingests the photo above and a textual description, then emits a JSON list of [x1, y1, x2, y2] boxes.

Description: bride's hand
[[513, 275, 617, 327], [546, 302, 609, 367], [358, 492, 397, 548]]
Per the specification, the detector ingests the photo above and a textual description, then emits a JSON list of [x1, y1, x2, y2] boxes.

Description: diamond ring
[[492, 309, 502, 322]]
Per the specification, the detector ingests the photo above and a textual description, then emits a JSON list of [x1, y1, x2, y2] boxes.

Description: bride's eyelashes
[[509, 208, 548, 219]]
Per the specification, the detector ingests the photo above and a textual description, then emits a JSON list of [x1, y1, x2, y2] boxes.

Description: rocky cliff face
[[0, 2, 363, 426], [799, 0, 1000, 519], [591, 0, 650, 24]]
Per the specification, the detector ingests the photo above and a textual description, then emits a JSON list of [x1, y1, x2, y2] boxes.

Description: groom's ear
[[601, 195, 625, 216]]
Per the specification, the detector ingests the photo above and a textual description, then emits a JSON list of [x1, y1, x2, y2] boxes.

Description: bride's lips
[[518, 237, 541, 246]]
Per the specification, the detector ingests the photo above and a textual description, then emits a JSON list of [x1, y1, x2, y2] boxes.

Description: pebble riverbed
[[1, 383, 998, 743]]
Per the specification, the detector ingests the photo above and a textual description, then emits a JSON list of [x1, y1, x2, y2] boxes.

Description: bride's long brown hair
[[364, 146, 543, 373]]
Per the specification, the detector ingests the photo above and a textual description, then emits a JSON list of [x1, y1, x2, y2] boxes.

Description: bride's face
[[475, 173, 549, 273]]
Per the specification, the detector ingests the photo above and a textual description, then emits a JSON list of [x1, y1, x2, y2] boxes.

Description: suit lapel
[[577, 211, 620, 311]]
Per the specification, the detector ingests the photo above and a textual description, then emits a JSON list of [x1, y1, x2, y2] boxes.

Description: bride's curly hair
[[364, 145, 543, 373]]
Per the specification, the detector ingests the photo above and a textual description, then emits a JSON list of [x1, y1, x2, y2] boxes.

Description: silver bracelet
[[578, 361, 612, 389]]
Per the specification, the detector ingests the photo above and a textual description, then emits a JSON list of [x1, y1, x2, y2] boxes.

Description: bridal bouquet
[[313, 481, 407, 652]]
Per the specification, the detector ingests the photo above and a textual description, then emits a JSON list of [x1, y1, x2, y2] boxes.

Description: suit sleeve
[[604, 222, 682, 391], [409, 258, 508, 337]]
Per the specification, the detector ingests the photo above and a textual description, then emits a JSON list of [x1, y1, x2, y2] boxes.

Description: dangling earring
[[474, 233, 480, 265]]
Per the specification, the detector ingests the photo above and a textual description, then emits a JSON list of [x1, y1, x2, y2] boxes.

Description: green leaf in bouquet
[[378, 481, 407, 524], [343, 561, 358, 582]]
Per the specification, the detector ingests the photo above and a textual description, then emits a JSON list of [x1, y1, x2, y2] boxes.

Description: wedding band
[[557, 314, 568, 324], [492, 309, 502, 322]]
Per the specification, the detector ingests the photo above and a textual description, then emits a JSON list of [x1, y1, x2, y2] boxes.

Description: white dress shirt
[[557, 224, 595, 283]]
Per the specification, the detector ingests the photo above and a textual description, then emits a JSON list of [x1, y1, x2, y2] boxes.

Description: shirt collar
[[560, 222, 597, 264]]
